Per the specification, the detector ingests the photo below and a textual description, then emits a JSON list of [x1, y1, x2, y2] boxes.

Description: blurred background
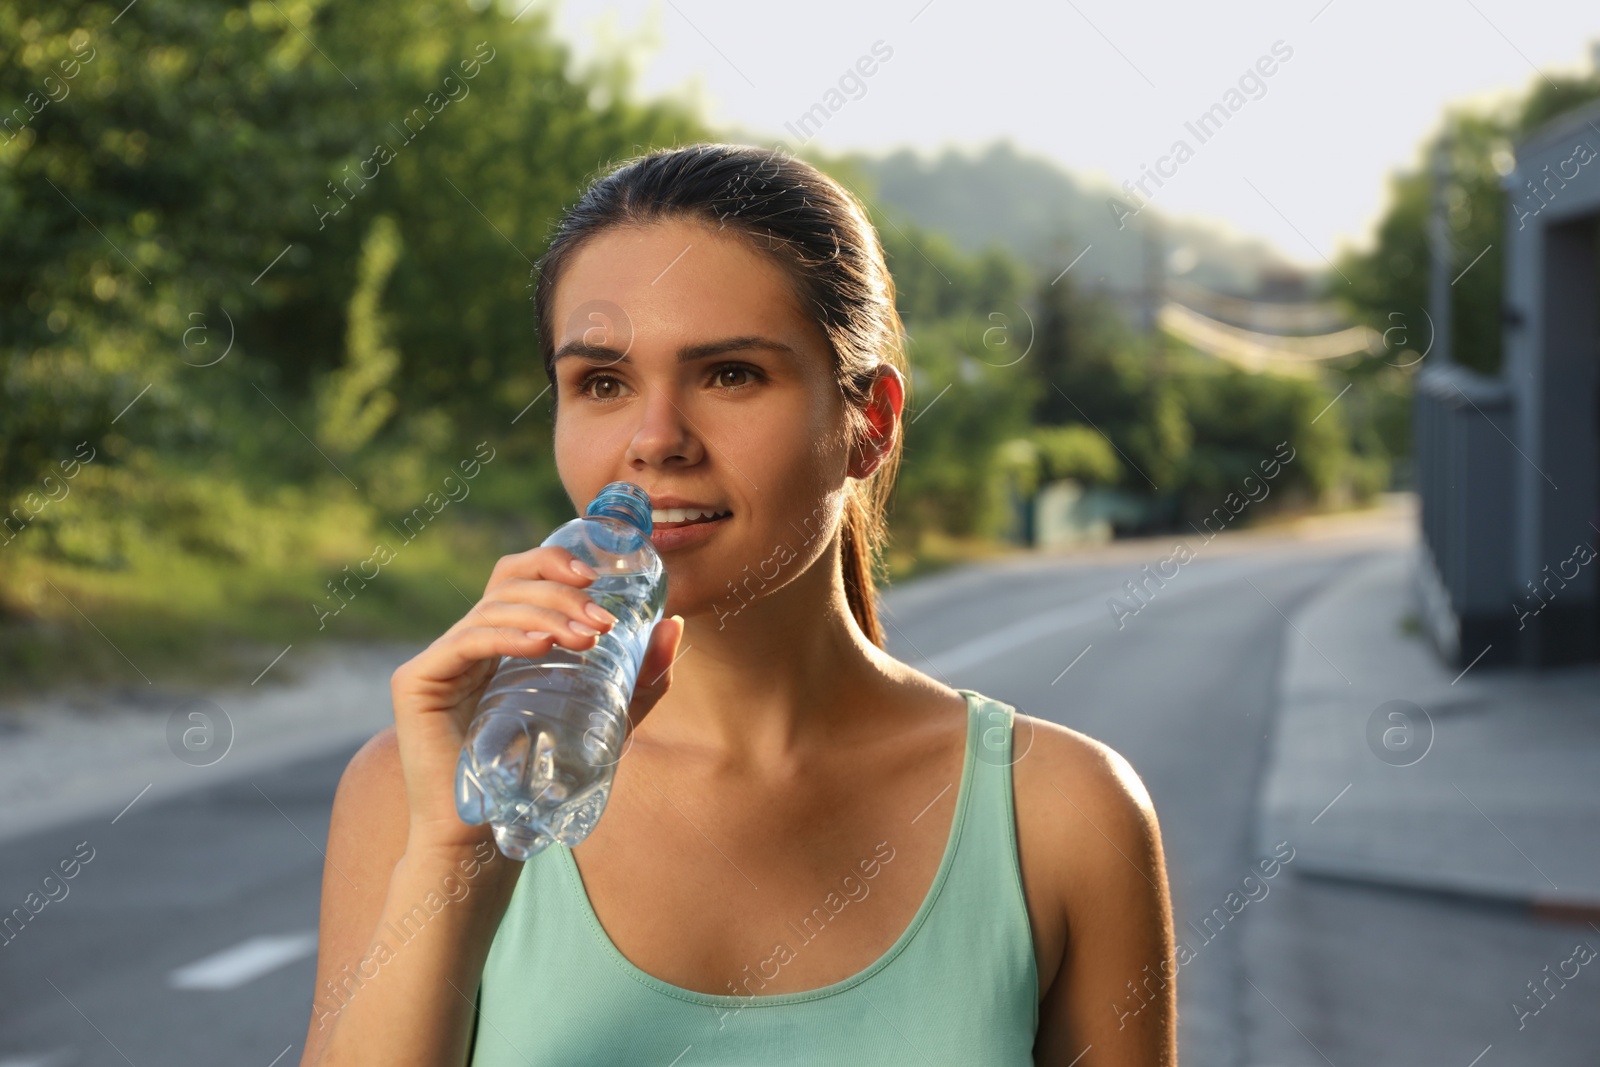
[[1, 0, 1597, 1064]]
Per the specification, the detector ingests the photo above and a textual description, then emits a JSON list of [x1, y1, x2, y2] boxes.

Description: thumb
[[628, 614, 684, 728]]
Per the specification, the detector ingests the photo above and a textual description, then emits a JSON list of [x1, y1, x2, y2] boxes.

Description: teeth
[[651, 507, 728, 523]]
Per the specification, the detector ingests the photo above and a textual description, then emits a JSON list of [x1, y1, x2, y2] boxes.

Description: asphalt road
[[3, 526, 1584, 1066]]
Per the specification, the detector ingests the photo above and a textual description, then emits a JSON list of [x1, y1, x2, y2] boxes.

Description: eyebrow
[[551, 335, 799, 367]]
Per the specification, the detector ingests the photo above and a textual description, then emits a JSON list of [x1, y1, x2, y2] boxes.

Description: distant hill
[[830, 138, 1307, 301]]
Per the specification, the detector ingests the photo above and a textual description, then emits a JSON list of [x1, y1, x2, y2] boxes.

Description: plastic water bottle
[[454, 481, 667, 860]]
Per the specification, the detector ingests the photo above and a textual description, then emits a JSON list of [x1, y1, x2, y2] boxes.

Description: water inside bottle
[[456, 565, 663, 860]]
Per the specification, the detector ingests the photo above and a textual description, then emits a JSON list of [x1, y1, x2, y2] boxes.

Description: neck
[[641, 538, 899, 764]]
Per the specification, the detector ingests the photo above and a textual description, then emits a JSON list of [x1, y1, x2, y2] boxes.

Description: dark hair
[[532, 142, 908, 647]]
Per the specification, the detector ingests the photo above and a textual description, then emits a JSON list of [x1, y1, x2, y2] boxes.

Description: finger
[[468, 600, 612, 646], [485, 546, 598, 595], [630, 615, 684, 727], [646, 615, 684, 686], [482, 578, 618, 629], [402, 626, 558, 688]]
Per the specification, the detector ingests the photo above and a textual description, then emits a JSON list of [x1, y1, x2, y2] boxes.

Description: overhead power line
[[1158, 301, 1380, 376]]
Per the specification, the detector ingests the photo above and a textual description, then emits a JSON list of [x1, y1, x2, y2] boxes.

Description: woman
[[301, 142, 1176, 1066]]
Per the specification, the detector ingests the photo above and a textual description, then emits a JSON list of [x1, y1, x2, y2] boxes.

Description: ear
[[848, 364, 904, 480]]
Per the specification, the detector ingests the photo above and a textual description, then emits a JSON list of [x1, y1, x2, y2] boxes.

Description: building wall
[[1500, 104, 1600, 665]]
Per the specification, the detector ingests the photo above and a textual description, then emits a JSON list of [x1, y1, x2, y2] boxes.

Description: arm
[[1031, 733, 1177, 1066], [299, 728, 523, 1067], [299, 546, 686, 1066]]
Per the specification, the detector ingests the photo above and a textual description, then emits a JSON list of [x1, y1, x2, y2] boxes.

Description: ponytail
[[840, 489, 883, 648]]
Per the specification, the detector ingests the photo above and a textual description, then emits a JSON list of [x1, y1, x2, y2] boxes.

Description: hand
[[387, 545, 681, 857]]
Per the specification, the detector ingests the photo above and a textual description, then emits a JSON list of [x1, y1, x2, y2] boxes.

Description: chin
[[661, 564, 755, 628], [658, 573, 719, 619]]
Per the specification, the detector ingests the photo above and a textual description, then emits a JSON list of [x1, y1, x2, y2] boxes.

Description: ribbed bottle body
[[455, 493, 665, 860]]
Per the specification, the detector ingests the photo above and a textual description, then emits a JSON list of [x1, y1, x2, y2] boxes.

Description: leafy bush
[[1030, 425, 1121, 486]]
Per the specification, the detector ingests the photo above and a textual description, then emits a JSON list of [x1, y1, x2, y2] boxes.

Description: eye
[[575, 370, 627, 401], [711, 363, 763, 390]]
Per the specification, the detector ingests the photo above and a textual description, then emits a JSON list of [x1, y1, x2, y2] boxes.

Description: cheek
[[554, 410, 626, 464], [774, 379, 851, 470], [690, 381, 826, 471], [740, 398, 846, 504]]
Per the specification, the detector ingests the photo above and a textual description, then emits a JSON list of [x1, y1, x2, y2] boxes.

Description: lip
[[649, 513, 730, 552]]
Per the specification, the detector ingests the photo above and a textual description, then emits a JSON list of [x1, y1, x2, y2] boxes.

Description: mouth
[[650, 506, 733, 531]]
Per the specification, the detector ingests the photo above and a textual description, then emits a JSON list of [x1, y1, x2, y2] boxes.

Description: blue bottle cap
[[584, 481, 653, 535]]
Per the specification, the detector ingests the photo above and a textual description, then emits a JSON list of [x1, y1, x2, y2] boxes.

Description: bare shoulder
[[1006, 713, 1171, 1004], [1011, 714, 1160, 846], [321, 723, 411, 919], [330, 725, 409, 858]]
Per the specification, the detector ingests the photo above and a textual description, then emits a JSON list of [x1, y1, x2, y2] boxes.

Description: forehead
[[550, 217, 809, 347]]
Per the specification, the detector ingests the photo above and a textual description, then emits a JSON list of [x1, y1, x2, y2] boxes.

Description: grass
[[0, 491, 532, 698]]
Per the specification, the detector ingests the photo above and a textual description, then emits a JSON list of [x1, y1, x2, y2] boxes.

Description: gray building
[[1415, 99, 1600, 670]]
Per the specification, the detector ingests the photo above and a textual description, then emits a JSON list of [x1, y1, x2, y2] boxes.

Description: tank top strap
[[959, 688, 1025, 867], [922, 689, 1039, 1030]]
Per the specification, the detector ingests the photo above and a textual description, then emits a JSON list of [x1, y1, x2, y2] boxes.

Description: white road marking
[[910, 598, 1107, 675], [908, 556, 1274, 676], [0, 1051, 74, 1067], [168, 931, 318, 990]]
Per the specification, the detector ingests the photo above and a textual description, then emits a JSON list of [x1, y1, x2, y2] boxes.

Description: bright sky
[[536, 0, 1600, 271]]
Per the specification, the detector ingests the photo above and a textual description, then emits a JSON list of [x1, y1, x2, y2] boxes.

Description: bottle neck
[[585, 484, 652, 534]]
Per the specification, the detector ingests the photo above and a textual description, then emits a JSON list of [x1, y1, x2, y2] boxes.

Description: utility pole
[[1428, 125, 1454, 367], [1141, 215, 1167, 380]]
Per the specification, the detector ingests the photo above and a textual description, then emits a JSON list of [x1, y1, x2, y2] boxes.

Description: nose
[[625, 388, 704, 471]]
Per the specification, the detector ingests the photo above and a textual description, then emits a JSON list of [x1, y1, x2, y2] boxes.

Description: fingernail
[[570, 559, 598, 579], [570, 621, 600, 636], [525, 631, 550, 639], [585, 603, 617, 626]]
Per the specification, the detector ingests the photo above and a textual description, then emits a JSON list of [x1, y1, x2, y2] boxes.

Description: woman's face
[[549, 216, 859, 621]]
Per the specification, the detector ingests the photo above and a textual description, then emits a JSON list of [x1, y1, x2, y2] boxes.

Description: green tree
[[1174, 363, 1350, 516], [1027, 272, 1190, 492], [893, 318, 1041, 544], [0, 0, 708, 681], [317, 214, 402, 457], [1335, 69, 1600, 378], [1030, 424, 1121, 486]]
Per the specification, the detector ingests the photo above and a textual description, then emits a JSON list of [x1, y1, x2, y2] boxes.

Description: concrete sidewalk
[[0, 641, 408, 845], [1256, 547, 1600, 911]]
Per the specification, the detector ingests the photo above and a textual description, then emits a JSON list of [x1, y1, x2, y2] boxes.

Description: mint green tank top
[[466, 688, 1039, 1065]]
